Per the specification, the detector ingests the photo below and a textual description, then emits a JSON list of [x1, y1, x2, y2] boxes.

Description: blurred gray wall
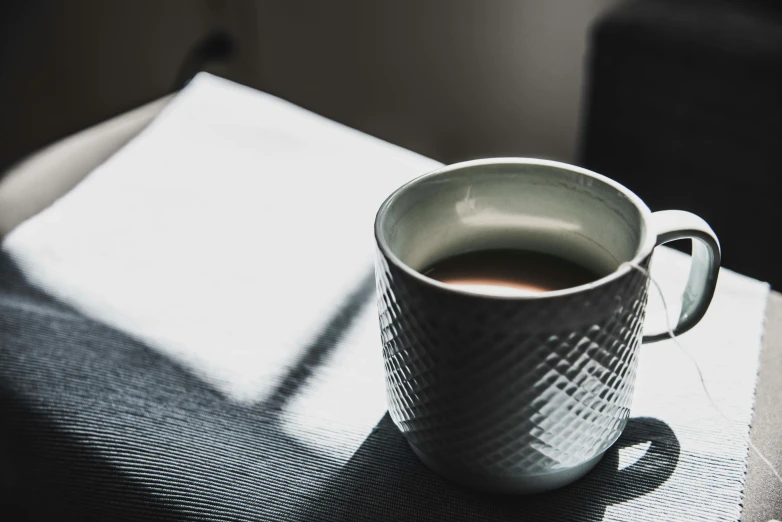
[[1, 0, 619, 169], [256, 0, 620, 163]]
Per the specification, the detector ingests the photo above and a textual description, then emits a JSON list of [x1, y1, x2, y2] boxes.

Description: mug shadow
[[313, 414, 680, 521], [0, 248, 681, 521]]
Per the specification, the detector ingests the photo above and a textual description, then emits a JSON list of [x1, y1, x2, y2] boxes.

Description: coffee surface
[[422, 249, 602, 296]]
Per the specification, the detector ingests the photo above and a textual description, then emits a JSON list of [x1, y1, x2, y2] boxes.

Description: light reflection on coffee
[[422, 249, 603, 296]]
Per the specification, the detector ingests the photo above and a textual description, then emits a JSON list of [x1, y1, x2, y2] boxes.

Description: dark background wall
[[0, 0, 619, 171]]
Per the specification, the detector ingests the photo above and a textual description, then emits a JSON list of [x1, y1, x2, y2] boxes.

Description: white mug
[[374, 158, 720, 493]]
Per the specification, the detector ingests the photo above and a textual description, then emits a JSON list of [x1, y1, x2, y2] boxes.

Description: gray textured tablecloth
[[0, 74, 778, 521]]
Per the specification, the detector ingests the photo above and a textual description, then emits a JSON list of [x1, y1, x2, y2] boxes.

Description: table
[[1, 98, 779, 521]]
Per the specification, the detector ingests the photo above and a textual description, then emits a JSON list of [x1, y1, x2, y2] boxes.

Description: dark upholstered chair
[[581, 0, 782, 289]]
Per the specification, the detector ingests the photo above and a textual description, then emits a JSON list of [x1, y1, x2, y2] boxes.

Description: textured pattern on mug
[[375, 251, 649, 477]]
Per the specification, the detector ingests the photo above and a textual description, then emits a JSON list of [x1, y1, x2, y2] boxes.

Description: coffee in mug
[[422, 248, 605, 296]]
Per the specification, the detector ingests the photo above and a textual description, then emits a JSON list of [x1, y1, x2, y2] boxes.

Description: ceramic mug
[[373, 158, 720, 494]]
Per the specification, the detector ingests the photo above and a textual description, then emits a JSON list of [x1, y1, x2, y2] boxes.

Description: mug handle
[[642, 210, 721, 343]]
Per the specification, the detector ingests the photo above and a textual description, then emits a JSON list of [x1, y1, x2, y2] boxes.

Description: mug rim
[[374, 158, 657, 300]]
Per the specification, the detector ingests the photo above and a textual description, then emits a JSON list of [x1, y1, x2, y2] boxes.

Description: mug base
[[409, 443, 605, 495]]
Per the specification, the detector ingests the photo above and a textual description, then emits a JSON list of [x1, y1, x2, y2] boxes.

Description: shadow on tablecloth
[[313, 414, 679, 521], [0, 251, 679, 521]]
